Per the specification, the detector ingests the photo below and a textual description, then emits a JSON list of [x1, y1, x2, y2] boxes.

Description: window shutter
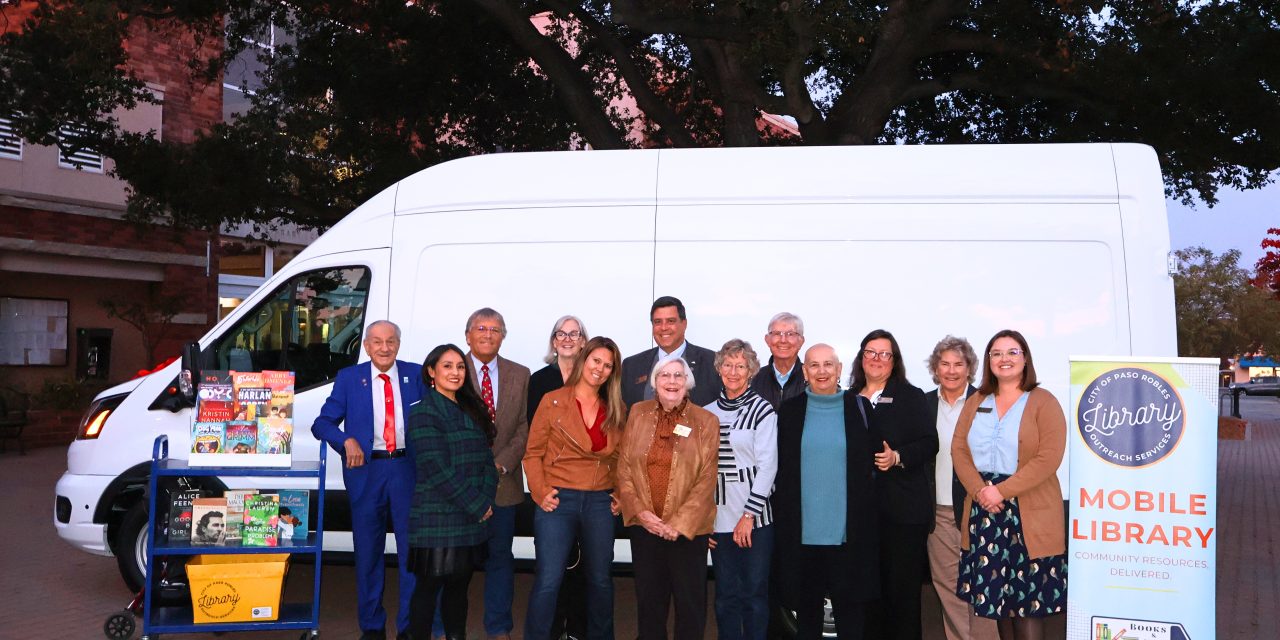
[[57, 125, 104, 172], [0, 116, 21, 160]]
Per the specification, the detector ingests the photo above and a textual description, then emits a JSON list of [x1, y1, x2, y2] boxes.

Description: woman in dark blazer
[[406, 344, 499, 640], [528, 315, 588, 420], [848, 329, 937, 640], [774, 343, 882, 640]]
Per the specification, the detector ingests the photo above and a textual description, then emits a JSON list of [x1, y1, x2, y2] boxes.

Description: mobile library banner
[[1067, 356, 1219, 640]]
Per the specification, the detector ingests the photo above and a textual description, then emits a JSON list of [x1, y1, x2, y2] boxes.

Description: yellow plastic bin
[[186, 553, 290, 623]]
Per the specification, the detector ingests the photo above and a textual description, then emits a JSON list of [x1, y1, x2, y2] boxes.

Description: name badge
[[673, 424, 692, 437], [976, 407, 993, 414], [878, 396, 894, 404], [635, 375, 648, 385]]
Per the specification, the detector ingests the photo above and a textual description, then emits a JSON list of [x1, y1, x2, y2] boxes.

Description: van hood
[[93, 375, 146, 400]]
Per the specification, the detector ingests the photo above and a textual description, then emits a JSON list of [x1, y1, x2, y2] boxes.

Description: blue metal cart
[[140, 434, 326, 639]]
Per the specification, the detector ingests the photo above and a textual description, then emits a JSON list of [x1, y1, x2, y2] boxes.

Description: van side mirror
[[179, 341, 201, 406]]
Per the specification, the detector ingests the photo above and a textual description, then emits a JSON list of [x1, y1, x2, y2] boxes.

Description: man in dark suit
[[620, 295, 719, 408], [312, 320, 425, 640], [923, 336, 998, 640], [464, 308, 530, 640]]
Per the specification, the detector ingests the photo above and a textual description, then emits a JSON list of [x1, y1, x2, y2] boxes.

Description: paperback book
[[232, 371, 270, 421], [167, 488, 202, 542], [191, 422, 225, 454], [242, 494, 280, 547], [262, 370, 296, 419], [191, 497, 229, 545], [223, 489, 259, 543], [196, 371, 234, 422], [225, 421, 258, 454], [275, 489, 310, 540], [256, 417, 292, 454]]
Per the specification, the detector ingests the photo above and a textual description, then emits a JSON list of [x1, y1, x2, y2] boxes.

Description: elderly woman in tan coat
[[617, 356, 719, 640]]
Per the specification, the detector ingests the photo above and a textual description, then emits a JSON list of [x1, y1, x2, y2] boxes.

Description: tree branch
[[541, 0, 697, 147], [896, 73, 1112, 116], [611, 0, 750, 41], [467, 0, 627, 150]]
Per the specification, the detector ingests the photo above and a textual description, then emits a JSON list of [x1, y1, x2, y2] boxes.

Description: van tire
[[115, 501, 149, 593]]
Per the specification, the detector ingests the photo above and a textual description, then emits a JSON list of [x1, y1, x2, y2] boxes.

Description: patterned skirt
[[955, 472, 1067, 618]]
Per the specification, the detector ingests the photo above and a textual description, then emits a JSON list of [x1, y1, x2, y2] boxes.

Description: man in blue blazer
[[312, 320, 425, 640]]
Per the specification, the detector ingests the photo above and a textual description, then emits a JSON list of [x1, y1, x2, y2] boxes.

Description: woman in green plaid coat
[[406, 344, 499, 640]]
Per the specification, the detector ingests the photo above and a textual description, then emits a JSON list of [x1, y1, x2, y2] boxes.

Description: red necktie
[[379, 373, 396, 451], [481, 364, 496, 422]]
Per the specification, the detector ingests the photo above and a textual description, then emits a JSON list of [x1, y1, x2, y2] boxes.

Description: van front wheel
[[114, 502, 148, 593]]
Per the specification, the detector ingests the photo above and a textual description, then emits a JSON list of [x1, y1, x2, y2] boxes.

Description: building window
[[0, 115, 21, 160], [221, 240, 268, 277], [57, 125, 104, 172]]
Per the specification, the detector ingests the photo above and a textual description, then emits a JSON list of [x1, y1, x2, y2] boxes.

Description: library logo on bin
[[1078, 367, 1184, 467], [196, 580, 242, 619]]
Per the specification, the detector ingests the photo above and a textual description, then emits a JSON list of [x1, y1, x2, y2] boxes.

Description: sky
[[1166, 180, 1277, 271]]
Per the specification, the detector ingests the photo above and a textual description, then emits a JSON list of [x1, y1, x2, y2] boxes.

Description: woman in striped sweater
[[704, 339, 779, 640]]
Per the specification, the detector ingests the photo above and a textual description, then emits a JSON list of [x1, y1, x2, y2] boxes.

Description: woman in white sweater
[[704, 339, 779, 640]]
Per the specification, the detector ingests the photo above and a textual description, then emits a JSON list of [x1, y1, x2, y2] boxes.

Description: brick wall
[[124, 16, 224, 144]]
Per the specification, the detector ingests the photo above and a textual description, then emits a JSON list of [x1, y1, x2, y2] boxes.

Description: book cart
[[140, 434, 326, 640]]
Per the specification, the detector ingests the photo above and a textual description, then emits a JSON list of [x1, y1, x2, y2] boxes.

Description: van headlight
[[77, 394, 128, 440]]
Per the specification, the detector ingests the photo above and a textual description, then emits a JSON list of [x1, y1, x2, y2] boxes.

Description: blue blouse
[[967, 392, 1028, 476], [800, 389, 847, 545]]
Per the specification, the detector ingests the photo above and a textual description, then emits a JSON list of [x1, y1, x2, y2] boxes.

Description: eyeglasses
[[767, 330, 802, 340], [471, 325, 503, 334], [719, 363, 749, 373], [862, 349, 894, 361], [989, 348, 1024, 359], [554, 331, 582, 340], [656, 371, 687, 380]]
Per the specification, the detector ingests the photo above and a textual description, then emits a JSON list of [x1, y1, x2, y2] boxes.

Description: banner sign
[[1067, 357, 1219, 640]]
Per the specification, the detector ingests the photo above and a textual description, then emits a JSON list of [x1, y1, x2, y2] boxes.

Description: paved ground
[[4, 394, 1276, 639]]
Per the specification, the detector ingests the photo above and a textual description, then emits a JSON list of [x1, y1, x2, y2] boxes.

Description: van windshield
[[209, 266, 370, 390]]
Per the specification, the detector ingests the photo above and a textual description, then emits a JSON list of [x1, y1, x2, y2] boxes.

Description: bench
[[0, 388, 30, 455]]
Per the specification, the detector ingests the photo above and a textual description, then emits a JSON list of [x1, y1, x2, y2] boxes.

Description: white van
[[54, 143, 1176, 596]]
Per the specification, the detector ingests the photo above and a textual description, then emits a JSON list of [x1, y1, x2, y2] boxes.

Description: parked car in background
[[1240, 376, 1280, 396]]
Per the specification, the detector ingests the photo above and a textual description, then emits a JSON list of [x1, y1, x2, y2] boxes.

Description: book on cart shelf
[[191, 422, 225, 453], [196, 371, 234, 422], [233, 371, 270, 421], [242, 494, 280, 547], [167, 488, 203, 541], [190, 369, 295, 467], [191, 497, 229, 545], [223, 489, 259, 543], [272, 489, 310, 540]]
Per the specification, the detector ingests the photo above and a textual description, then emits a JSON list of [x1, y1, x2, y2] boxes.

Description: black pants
[[630, 527, 709, 640], [865, 522, 929, 640], [407, 557, 473, 640], [796, 544, 866, 640]]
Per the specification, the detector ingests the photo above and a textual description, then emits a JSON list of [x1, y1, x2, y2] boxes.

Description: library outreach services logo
[[1078, 367, 1184, 467]]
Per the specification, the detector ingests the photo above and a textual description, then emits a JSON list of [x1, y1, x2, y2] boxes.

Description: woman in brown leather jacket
[[617, 357, 720, 640], [522, 336, 627, 640]]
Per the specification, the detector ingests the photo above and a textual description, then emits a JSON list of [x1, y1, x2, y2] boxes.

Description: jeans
[[523, 489, 616, 640], [710, 524, 774, 640], [484, 504, 517, 635]]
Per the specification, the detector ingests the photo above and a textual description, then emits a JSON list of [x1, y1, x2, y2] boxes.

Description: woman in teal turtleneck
[[772, 343, 884, 640]]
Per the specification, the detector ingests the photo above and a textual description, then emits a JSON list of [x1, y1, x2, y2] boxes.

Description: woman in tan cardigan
[[617, 356, 719, 640], [952, 329, 1066, 640], [522, 336, 627, 640]]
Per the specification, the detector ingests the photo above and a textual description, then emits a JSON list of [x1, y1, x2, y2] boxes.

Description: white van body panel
[[56, 143, 1176, 569]]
